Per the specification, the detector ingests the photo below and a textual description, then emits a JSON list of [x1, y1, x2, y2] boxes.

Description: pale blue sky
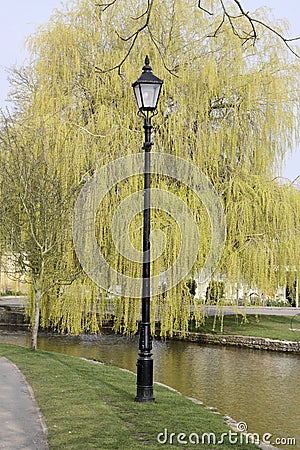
[[0, 0, 299, 179]]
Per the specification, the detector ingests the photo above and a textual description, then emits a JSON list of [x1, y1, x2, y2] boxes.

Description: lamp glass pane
[[134, 85, 143, 109], [141, 85, 155, 108], [151, 85, 161, 109], [140, 83, 161, 109]]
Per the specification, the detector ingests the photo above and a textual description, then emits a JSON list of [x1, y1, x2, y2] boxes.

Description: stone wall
[[0, 307, 29, 327], [173, 332, 300, 353]]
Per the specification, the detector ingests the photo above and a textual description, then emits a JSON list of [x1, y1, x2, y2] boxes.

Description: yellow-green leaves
[[3, 0, 300, 336]]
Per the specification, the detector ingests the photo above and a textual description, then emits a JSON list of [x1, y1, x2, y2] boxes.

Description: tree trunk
[[31, 289, 41, 350]]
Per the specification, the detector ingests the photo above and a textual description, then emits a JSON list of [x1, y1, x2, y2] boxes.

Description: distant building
[[0, 253, 28, 295]]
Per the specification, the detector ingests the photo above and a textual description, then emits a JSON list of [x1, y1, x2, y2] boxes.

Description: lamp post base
[[135, 356, 155, 402]]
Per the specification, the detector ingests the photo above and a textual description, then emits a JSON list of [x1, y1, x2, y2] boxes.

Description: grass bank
[[0, 344, 259, 450], [189, 315, 300, 341]]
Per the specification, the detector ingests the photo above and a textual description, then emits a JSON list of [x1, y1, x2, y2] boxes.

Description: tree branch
[[198, 1, 213, 16], [200, 0, 300, 57], [95, 0, 154, 74], [94, 0, 299, 76], [95, 0, 117, 12]]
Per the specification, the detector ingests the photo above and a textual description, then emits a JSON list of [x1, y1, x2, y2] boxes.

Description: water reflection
[[0, 329, 299, 449], [160, 343, 300, 449]]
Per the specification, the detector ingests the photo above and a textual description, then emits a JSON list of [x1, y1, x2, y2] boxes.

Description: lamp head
[[132, 56, 163, 113]]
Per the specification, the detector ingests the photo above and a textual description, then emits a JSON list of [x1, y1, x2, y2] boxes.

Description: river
[[0, 329, 299, 449]]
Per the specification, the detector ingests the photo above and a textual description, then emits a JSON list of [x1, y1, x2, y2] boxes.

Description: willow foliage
[[5, 0, 300, 336]]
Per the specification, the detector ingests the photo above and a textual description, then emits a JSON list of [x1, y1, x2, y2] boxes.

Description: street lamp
[[132, 56, 163, 402]]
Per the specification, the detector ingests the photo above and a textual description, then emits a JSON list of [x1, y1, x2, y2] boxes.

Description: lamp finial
[[143, 55, 152, 72]]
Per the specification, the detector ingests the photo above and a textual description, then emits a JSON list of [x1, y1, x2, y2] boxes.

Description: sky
[[0, 0, 299, 180]]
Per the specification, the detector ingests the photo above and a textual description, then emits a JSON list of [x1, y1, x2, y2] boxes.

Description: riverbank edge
[[1, 305, 299, 354], [172, 331, 300, 353], [83, 358, 278, 450], [0, 345, 262, 450]]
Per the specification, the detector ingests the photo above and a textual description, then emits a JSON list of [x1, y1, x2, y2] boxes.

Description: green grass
[[0, 343, 260, 450], [190, 315, 300, 341]]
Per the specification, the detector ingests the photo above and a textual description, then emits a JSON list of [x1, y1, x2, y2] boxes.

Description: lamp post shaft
[[135, 116, 155, 402], [132, 55, 163, 403]]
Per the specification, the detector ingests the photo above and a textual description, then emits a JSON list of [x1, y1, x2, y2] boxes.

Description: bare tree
[[0, 114, 81, 349]]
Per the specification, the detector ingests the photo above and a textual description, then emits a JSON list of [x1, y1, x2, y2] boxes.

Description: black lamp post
[[132, 56, 163, 402]]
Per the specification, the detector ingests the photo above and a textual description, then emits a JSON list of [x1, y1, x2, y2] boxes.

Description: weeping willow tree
[[2, 0, 300, 340]]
